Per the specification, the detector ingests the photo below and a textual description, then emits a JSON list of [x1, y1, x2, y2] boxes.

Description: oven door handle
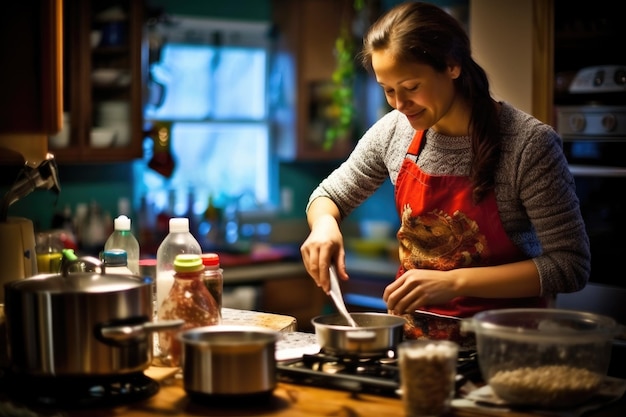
[[568, 164, 626, 177]]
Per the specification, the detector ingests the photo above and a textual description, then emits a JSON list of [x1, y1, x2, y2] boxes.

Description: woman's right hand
[[300, 213, 348, 294]]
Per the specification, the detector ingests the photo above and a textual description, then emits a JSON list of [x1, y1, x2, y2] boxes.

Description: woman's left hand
[[383, 268, 458, 314]]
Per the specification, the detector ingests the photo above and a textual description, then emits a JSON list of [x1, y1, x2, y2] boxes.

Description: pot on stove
[[3, 256, 182, 377], [312, 312, 406, 357]]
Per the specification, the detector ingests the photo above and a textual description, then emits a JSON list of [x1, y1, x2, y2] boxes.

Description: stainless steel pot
[[3, 256, 182, 377], [179, 325, 278, 402], [312, 312, 407, 357]]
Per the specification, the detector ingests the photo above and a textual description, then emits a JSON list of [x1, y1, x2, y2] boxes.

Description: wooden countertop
[[1, 308, 624, 417], [19, 376, 626, 417]]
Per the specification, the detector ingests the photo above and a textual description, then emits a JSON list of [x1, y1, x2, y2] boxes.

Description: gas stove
[[276, 349, 480, 397]]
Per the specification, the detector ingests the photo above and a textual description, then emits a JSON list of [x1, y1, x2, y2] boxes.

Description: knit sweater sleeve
[[306, 110, 414, 219], [496, 104, 590, 295]]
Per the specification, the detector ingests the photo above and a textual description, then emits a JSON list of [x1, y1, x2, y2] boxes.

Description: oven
[[555, 65, 626, 288]]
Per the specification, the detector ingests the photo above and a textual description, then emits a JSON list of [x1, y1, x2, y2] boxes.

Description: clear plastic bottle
[[155, 218, 202, 317], [102, 249, 133, 275], [201, 253, 223, 320], [104, 215, 140, 275], [156, 254, 220, 367]]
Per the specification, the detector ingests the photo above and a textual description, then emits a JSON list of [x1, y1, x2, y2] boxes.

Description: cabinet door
[[272, 0, 354, 161], [50, 0, 145, 163], [0, 1, 62, 135]]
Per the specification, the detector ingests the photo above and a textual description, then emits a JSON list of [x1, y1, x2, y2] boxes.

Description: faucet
[[1, 153, 61, 221]]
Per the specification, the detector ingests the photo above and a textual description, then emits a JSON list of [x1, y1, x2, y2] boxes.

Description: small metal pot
[[179, 325, 278, 402], [4, 257, 182, 377], [312, 312, 407, 357]]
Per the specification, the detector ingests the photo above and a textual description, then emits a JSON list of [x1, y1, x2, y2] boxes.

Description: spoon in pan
[[328, 265, 359, 327]]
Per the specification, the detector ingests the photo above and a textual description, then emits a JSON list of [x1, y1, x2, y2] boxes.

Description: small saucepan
[[179, 325, 279, 404], [312, 312, 407, 358]]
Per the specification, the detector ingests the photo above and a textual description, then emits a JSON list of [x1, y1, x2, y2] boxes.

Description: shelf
[[49, 0, 145, 163]]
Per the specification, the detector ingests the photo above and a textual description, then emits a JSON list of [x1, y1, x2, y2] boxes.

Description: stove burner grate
[[277, 352, 401, 397], [0, 370, 159, 408], [276, 349, 480, 397]]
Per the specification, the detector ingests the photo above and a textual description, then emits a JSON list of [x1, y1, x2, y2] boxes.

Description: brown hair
[[359, 2, 500, 203]]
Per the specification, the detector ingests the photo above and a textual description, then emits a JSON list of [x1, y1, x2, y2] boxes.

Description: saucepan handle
[[97, 319, 184, 345]]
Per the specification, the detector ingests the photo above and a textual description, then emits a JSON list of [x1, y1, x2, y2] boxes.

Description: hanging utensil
[[147, 121, 175, 178], [328, 265, 358, 327]]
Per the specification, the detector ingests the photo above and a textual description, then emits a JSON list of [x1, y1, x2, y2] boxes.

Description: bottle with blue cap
[[156, 253, 219, 367], [102, 249, 133, 275], [104, 215, 140, 275]]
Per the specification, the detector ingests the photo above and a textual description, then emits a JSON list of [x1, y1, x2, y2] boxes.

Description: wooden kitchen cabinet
[[50, 0, 146, 163], [0, 0, 62, 165], [271, 0, 354, 161], [0, 1, 63, 137]]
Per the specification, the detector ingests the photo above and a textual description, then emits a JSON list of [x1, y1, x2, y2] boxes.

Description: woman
[[300, 2, 590, 318]]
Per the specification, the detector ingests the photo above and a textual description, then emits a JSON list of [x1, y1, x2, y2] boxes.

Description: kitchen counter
[[223, 261, 306, 285], [2, 308, 624, 417], [221, 307, 297, 331], [214, 247, 396, 286], [6, 374, 625, 417]]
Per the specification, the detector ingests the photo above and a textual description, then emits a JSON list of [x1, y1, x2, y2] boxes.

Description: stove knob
[[601, 113, 617, 133], [593, 69, 605, 87], [568, 113, 586, 132]]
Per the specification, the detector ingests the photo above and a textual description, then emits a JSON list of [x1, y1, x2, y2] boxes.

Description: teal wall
[[0, 163, 134, 232]]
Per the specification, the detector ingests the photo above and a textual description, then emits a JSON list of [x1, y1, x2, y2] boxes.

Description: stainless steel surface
[[329, 266, 358, 327], [3, 257, 157, 376], [556, 105, 626, 138], [180, 325, 278, 396], [569, 66, 626, 94], [555, 70, 626, 288], [312, 312, 406, 357], [402, 310, 476, 351]]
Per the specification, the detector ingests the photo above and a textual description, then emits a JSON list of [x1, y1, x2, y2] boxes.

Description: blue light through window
[[134, 20, 274, 219]]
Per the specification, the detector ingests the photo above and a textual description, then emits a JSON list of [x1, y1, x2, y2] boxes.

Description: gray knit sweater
[[308, 102, 590, 296]]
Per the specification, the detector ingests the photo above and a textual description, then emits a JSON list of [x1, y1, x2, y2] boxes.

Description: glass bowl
[[461, 308, 622, 408]]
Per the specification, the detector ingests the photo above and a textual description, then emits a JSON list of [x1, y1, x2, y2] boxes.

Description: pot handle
[[60, 255, 104, 276], [99, 319, 184, 344]]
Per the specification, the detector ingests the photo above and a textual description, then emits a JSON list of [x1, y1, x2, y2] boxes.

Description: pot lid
[[6, 256, 147, 294]]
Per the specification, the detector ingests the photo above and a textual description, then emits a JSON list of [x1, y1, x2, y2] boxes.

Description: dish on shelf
[[92, 69, 123, 86], [90, 127, 117, 148], [90, 30, 102, 48]]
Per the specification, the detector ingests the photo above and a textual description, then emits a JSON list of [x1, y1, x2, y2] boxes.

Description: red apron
[[394, 130, 545, 317]]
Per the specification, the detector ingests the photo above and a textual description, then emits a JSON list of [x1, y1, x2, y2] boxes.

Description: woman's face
[[372, 49, 463, 135]]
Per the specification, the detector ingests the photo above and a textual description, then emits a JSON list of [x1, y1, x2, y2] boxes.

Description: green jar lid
[[174, 254, 203, 272]]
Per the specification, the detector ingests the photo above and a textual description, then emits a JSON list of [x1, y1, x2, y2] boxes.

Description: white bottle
[[104, 215, 140, 275], [102, 249, 133, 275], [155, 218, 202, 317]]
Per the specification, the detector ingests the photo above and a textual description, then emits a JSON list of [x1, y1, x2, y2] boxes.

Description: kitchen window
[[134, 17, 275, 218]]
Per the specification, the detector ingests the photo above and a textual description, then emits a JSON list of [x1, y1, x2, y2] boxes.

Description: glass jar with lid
[[156, 253, 220, 366]]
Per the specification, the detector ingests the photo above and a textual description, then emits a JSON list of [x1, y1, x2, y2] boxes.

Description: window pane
[[145, 44, 267, 120], [136, 122, 270, 216]]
